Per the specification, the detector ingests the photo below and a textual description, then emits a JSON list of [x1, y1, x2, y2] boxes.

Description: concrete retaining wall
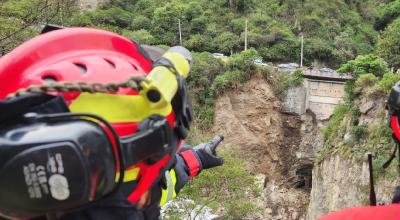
[[282, 86, 307, 115], [283, 79, 345, 120]]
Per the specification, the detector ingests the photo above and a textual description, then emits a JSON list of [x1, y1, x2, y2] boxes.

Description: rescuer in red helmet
[[0, 27, 224, 220]]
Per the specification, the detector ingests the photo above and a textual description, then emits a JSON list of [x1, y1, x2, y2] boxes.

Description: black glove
[[194, 135, 224, 169]]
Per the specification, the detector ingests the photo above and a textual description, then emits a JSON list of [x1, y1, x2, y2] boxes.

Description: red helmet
[[0, 28, 192, 218]]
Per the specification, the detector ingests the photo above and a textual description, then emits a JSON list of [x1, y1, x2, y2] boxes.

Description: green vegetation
[[351, 125, 368, 142], [377, 17, 400, 70], [188, 49, 259, 129], [70, 0, 381, 67], [1, 0, 394, 69], [322, 104, 351, 150], [338, 54, 389, 78], [2, 0, 399, 160], [187, 52, 223, 128], [189, 48, 299, 128], [318, 53, 398, 167], [2, 0, 400, 70], [210, 49, 258, 95], [163, 147, 261, 219], [375, 0, 400, 30], [353, 73, 379, 95], [318, 102, 394, 165], [2, 0, 400, 218], [269, 69, 304, 98], [2, 0, 400, 130], [338, 54, 391, 100], [378, 72, 400, 94], [0, 0, 78, 53]]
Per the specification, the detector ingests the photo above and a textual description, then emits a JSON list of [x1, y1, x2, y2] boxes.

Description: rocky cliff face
[[307, 155, 399, 220], [307, 156, 370, 220], [212, 75, 319, 219], [306, 92, 400, 219], [206, 72, 399, 219]]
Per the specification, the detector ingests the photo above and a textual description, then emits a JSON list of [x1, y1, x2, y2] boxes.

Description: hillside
[[212, 75, 312, 219], [2, 0, 400, 219], [187, 55, 400, 219], [61, 0, 381, 68], [2, 0, 399, 68], [3, 0, 400, 69], [305, 55, 400, 218]]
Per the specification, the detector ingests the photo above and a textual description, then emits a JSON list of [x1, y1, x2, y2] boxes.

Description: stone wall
[[305, 79, 345, 120], [284, 78, 346, 120], [282, 86, 307, 115]]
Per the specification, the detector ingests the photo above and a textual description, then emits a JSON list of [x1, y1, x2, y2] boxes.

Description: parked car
[[253, 58, 268, 66], [278, 63, 299, 69], [277, 63, 299, 73], [212, 53, 225, 59]]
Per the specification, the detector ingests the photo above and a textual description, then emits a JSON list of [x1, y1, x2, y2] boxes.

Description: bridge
[[283, 68, 352, 120]]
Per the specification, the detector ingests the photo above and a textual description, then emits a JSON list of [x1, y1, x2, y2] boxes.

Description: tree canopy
[[377, 17, 400, 70], [0, 0, 78, 53], [1, 0, 399, 69], [70, 0, 385, 67]]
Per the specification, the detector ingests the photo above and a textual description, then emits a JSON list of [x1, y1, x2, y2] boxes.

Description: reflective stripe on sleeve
[[160, 169, 177, 206]]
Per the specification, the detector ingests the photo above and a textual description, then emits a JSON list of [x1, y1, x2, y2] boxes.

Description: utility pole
[[60, 4, 63, 25], [300, 33, 304, 68], [244, 19, 248, 51], [178, 19, 182, 46], [297, 19, 304, 68]]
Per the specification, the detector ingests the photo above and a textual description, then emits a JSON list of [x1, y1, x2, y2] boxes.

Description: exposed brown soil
[[211, 75, 312, 219]]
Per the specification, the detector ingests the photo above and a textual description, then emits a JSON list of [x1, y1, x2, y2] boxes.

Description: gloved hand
[[194, 135, 224, 169]]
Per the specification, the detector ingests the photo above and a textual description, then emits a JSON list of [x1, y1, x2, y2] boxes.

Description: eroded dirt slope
[[212, 75, 314, 219]]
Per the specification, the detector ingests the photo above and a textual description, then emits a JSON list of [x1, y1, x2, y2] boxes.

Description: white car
[[212, 53, 225, 59], [278, 63, 299, 69], [253, 58, 268, 66]]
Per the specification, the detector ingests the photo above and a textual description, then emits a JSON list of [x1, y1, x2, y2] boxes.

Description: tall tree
[[0, 0, 78, 53]]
